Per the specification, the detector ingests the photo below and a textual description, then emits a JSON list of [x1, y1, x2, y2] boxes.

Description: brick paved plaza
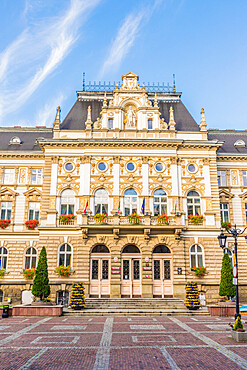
[[0, 315, 247, 369]]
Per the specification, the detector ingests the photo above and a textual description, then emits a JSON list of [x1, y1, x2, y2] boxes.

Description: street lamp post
[[218, 225, 247, 320]]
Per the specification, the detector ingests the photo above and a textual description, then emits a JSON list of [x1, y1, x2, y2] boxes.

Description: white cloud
[[35, 93, 65, 127], [0, 0, 101, 124], [99, 1, 162, 78]]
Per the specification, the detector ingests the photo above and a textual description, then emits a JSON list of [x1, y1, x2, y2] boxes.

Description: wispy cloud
[[99, 1, 162, 78], [35, 93, 65, 127], [0, 0, 101, 124]]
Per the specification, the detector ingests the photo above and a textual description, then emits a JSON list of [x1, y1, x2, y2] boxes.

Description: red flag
[[83, 201, 88, 214]]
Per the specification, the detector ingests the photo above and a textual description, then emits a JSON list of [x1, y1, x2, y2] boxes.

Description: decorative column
[[46, 156, 58, 226], [112, 156, 120, 214], [142, 156, 150, 214]]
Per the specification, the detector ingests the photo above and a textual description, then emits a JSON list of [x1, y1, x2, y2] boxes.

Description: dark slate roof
[[0, 130, 53, 152], [208, 131, 247, 154], [61, 100, 103, 130], [60, 98, 199, 131], [158, 101, 199, 131]]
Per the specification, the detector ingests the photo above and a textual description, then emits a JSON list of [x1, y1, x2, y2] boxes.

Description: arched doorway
[[152, 245, 173, 298], [121, 245, 141, 297], [90, 245, 110, 298]]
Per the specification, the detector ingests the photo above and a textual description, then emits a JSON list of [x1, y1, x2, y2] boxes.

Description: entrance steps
[[63, 298, 209, 316]]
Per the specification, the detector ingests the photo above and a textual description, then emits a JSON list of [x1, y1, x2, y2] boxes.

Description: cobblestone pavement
[[0, 315, 247, 369]]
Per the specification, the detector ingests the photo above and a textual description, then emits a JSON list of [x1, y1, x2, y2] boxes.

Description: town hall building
[[0, 72, 247, 305]]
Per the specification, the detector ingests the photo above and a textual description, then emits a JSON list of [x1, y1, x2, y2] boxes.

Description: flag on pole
[[141, 198, 145, 215], [174, 202, 177, 214], [117, 201, 120, 215], [83, 200, 88, 214]]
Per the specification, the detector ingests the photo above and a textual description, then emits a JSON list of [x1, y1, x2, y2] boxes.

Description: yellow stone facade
[[0, 72, 247, 305]]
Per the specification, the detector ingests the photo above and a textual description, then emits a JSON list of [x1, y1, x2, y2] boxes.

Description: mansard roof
[[0, 128, 52, 152], [208, 130, 247, 154], [60, 97, 199, 132]]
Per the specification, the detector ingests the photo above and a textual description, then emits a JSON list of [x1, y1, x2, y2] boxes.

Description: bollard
[[2, 305, 9, 318]]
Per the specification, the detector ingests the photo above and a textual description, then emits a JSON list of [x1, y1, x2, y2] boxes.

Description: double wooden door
[[121, 257, 142, 297], [153, 257, 173, 297], [90, 257, 110, 297]]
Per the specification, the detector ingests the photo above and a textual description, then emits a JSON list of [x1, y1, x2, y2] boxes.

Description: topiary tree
[[219, 253, 235, 299], [70, 282, 86, 310], [32, 246, 50, 301]]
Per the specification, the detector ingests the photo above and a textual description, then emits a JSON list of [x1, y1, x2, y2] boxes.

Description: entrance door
[[153, 258, 173, 297], [121, 257, 141, 297], [90, 257, 110, 297]]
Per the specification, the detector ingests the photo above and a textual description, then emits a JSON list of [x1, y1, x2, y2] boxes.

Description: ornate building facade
[[0, 72, 247, 305]]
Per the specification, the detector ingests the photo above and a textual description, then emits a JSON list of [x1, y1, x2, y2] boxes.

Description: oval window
[[155, 163, 163, 172], [127, 162, 135, 171], [65, 162, 74, 172], [188, 164, 196, 173], [98, 162, 106, 171]]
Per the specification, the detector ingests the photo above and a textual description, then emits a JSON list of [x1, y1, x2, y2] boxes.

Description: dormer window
[[9, 136, 22, 145], [234, 140, 245, 147], [148, 119, 153, 130], [108, 119, 113, 130], [35, 137, 45, 144]]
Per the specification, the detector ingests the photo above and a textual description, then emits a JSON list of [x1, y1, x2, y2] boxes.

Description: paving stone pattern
[[0, 315, 247, 369]]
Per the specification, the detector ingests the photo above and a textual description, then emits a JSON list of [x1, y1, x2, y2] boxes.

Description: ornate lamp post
[[218, 225, 247, 320]]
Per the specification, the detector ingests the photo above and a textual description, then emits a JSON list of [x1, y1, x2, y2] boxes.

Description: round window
[[127, 162, 135, 171], [65, 162, 74, 172], [98, 162, 106, 171], [155, 162, 163, 172], [188, 164, 196, 173]]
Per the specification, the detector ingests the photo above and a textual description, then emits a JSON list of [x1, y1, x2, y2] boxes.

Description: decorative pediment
[[239, 191, 247, 199], [0, 187, 18, 200], [24, 188, 42, 200], [219, 189, 234, 199], [120, 72, 141, 91]]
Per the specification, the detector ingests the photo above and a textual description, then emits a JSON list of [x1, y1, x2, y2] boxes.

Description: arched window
[[187, 190, 201, 216], [153, 245, 171, 254], [0, 247, 8, 269], [60, 189, 75, 215], [91, 245, 110, 253], [58, 243, 72, 266], [122, 245, 140, 254], [94, 189, 108, 214], [0, 290, 3, 303], [124, 189, 138, 215], [25, 247, 37, 269], [190, 244, 204, 268], [153, 189, 167, 215], [57, 290, 69, 306]]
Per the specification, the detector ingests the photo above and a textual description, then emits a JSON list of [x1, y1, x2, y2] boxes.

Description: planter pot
[[207, 305, 236, 316], [218, 301, 235, 306], [231, 330, 247, 342], [31, 301, 52, 306], [187, 306, 200, 310]]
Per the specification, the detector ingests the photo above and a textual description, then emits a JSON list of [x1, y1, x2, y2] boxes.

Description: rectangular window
[[0, 202, 12, 220], [108, 119, 113, 129], [28, 202, 40, 220], [3, 169, 15, 184], [148, 119, 153, 130], [31, 169, 42, 185], [220, 203, 229, 223], [243, 171, 247, 186], [217, 170, 226, 186]]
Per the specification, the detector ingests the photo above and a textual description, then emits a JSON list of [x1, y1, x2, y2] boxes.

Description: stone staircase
[[63, 298, 209, 316]]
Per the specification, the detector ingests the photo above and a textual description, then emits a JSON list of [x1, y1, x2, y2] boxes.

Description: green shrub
[[219, 253, 235, 299], [234, 316, 244, 331], [32, 247, 50, 300]]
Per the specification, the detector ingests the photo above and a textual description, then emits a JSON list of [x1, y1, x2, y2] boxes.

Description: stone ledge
[[231, 330, 247, 342], [12, 304, 63, 316], [207, 304, 235, 317]]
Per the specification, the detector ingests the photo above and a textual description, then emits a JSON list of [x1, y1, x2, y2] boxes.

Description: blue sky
[[0, 0, 247, 129]]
